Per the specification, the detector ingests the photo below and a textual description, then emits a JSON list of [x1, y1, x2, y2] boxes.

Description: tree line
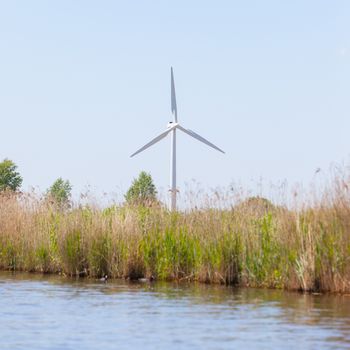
[[0, 158, 158, 207]]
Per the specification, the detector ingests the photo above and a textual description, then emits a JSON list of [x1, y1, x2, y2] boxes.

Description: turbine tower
[[130, 68, 224, 211]]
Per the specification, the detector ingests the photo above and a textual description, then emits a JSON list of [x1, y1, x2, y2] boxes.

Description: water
[[0, 272, 350, 349]]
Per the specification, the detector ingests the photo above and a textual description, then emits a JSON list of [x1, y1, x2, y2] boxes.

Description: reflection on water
[[0, 272, 350, 349]]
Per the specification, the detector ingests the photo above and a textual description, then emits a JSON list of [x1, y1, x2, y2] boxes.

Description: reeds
[[0, 173, 350, 293]]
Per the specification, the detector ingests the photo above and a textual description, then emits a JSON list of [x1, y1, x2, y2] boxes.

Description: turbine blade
[[130, 128, 172, 157], [171, 67, 178, 122], [177, 125, 225, 154]]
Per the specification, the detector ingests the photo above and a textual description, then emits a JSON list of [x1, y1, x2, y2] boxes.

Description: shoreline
[[1, 269, 350, 296]]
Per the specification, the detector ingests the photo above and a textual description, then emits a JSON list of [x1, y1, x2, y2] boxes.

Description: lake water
[[0, 272, 350, 350]]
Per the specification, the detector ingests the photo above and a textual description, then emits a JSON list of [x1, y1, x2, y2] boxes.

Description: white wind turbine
[[131, 68, 225, 211]]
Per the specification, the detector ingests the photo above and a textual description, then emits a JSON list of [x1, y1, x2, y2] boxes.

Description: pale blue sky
[[0, 1, 349, 202]]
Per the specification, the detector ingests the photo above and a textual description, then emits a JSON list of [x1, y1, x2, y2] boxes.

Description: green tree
[[125, 171, 157, 205], [47, 178, 72, 208], [0, 158, 23, 192]]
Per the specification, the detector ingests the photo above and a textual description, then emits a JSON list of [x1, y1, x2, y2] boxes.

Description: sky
[[0, 1, 349, 204]]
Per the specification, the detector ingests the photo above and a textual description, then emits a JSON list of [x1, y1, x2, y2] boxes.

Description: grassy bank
[[0, 178, 350, 293]]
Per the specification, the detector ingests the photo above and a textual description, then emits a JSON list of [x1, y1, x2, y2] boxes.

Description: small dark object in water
[[99, 275, 108, 282], [138, 275, 155, 283]]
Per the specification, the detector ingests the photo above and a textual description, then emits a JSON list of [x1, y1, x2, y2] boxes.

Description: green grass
[[0, 184, 350, 293]]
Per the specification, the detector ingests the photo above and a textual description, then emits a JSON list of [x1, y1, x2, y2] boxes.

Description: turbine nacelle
[[167, 122, 178, 129]]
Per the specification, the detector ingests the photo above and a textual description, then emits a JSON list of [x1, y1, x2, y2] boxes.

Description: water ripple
[[0, 272, 349, 350]]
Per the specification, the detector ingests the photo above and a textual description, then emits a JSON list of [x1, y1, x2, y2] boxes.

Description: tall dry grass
[[0, 171, 350, 293]]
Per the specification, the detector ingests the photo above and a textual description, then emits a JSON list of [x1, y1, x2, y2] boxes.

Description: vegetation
[[47, 178, 72, 209], [125, 171, 157, 206], [0, 169, 350, 294], [0, 159, 22, 192]]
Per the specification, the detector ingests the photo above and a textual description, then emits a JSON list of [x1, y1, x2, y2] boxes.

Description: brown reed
[[0, 172, 349, 293]]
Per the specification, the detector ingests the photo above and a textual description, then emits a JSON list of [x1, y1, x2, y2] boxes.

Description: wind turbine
[[130, 68, 225, 211]]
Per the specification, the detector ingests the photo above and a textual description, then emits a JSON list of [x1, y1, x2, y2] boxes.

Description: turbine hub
[[167, 122, 178, 129]]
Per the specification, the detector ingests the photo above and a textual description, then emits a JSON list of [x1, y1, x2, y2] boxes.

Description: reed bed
[[0, 174, 350, 293]]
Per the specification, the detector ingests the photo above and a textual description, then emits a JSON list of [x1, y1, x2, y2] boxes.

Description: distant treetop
[[0, 158, 23, 192], [125, 171, 157, 206], [47, 177, 72, 208]]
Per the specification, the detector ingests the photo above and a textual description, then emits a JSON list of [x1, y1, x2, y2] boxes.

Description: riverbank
[[0, 179, 349, 293]]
